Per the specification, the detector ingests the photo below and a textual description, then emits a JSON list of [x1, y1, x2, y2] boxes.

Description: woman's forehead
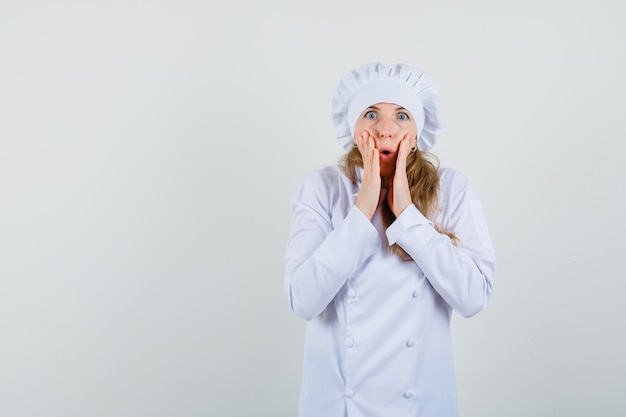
[[365, 102, 407, 110]]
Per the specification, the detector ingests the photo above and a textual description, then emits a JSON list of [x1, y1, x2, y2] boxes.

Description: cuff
[[386, 204, 433, 245]]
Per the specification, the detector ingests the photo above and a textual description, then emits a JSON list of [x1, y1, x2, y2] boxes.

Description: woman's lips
[[379, 148, 395, 161]]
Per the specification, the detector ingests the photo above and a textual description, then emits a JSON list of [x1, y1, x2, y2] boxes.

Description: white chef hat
[[331, 62, 445, 152]]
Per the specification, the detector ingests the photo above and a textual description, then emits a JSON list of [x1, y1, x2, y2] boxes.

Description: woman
[[284, 63, 496, 417]]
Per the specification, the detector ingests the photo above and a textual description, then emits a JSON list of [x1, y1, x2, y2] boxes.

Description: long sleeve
[[284, 169, 381, 321], [386, 169, 496, 318]]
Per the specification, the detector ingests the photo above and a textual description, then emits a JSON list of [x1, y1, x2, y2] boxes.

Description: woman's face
[[354, 102, 418, 177]]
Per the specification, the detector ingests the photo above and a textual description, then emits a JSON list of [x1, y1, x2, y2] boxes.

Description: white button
[[412, 290, 419, 298], [348, 288, 357, 298], [406, 338, 416, 347], [345, 389, 355, 398], [404, 390, 414, 399], [346, 337, 355, 347]]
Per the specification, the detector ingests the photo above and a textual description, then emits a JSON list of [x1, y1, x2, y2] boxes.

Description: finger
[[361, 134, 371, 160], [355, 132, 365, 155], [366, 139, 377, 171], [403, 135, 414, 155], [354, 132, 367, 155], [356, 131, 372, 156], [366, 133, 376, 150], [368, 135, 380, 174], [396, 137, 410, 171], [372, 147, 380, 175]]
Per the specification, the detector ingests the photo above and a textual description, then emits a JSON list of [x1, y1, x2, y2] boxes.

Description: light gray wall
[[1, 1, 624, 416]]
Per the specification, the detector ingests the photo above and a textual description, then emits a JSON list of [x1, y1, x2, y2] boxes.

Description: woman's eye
[[397, 112, 409, 121], [364, 111, 376, 119]]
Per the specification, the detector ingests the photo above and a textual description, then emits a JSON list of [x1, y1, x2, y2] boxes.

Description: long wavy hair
[[339, 146, 458, 260]]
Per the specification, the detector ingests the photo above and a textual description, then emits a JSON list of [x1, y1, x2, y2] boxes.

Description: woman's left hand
[[387, 136, 414, 217]]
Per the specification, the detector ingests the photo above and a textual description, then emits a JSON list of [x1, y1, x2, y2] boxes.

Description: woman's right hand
[[355, 132, 381, 220]]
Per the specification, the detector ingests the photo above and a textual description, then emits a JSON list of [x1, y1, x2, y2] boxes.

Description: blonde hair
[[339, 146, 458, 260]]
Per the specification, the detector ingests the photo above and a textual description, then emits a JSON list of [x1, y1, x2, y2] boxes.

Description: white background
[[1, 1, 625, 416]]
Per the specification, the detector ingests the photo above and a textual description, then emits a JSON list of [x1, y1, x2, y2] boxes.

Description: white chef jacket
[[284, 165, 496, 417]]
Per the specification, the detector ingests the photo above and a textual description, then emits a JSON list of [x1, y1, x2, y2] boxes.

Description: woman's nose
[[377, 116, 394, 138]]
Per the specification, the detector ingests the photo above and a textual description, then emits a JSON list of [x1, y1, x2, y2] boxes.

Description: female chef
[[284, 62, 496, 417]]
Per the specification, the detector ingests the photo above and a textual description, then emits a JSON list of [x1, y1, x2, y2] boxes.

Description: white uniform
[[284, 165, 496, 417]]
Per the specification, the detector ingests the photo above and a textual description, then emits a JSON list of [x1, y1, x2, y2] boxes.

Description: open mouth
[[379, 148, 395, 160]]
